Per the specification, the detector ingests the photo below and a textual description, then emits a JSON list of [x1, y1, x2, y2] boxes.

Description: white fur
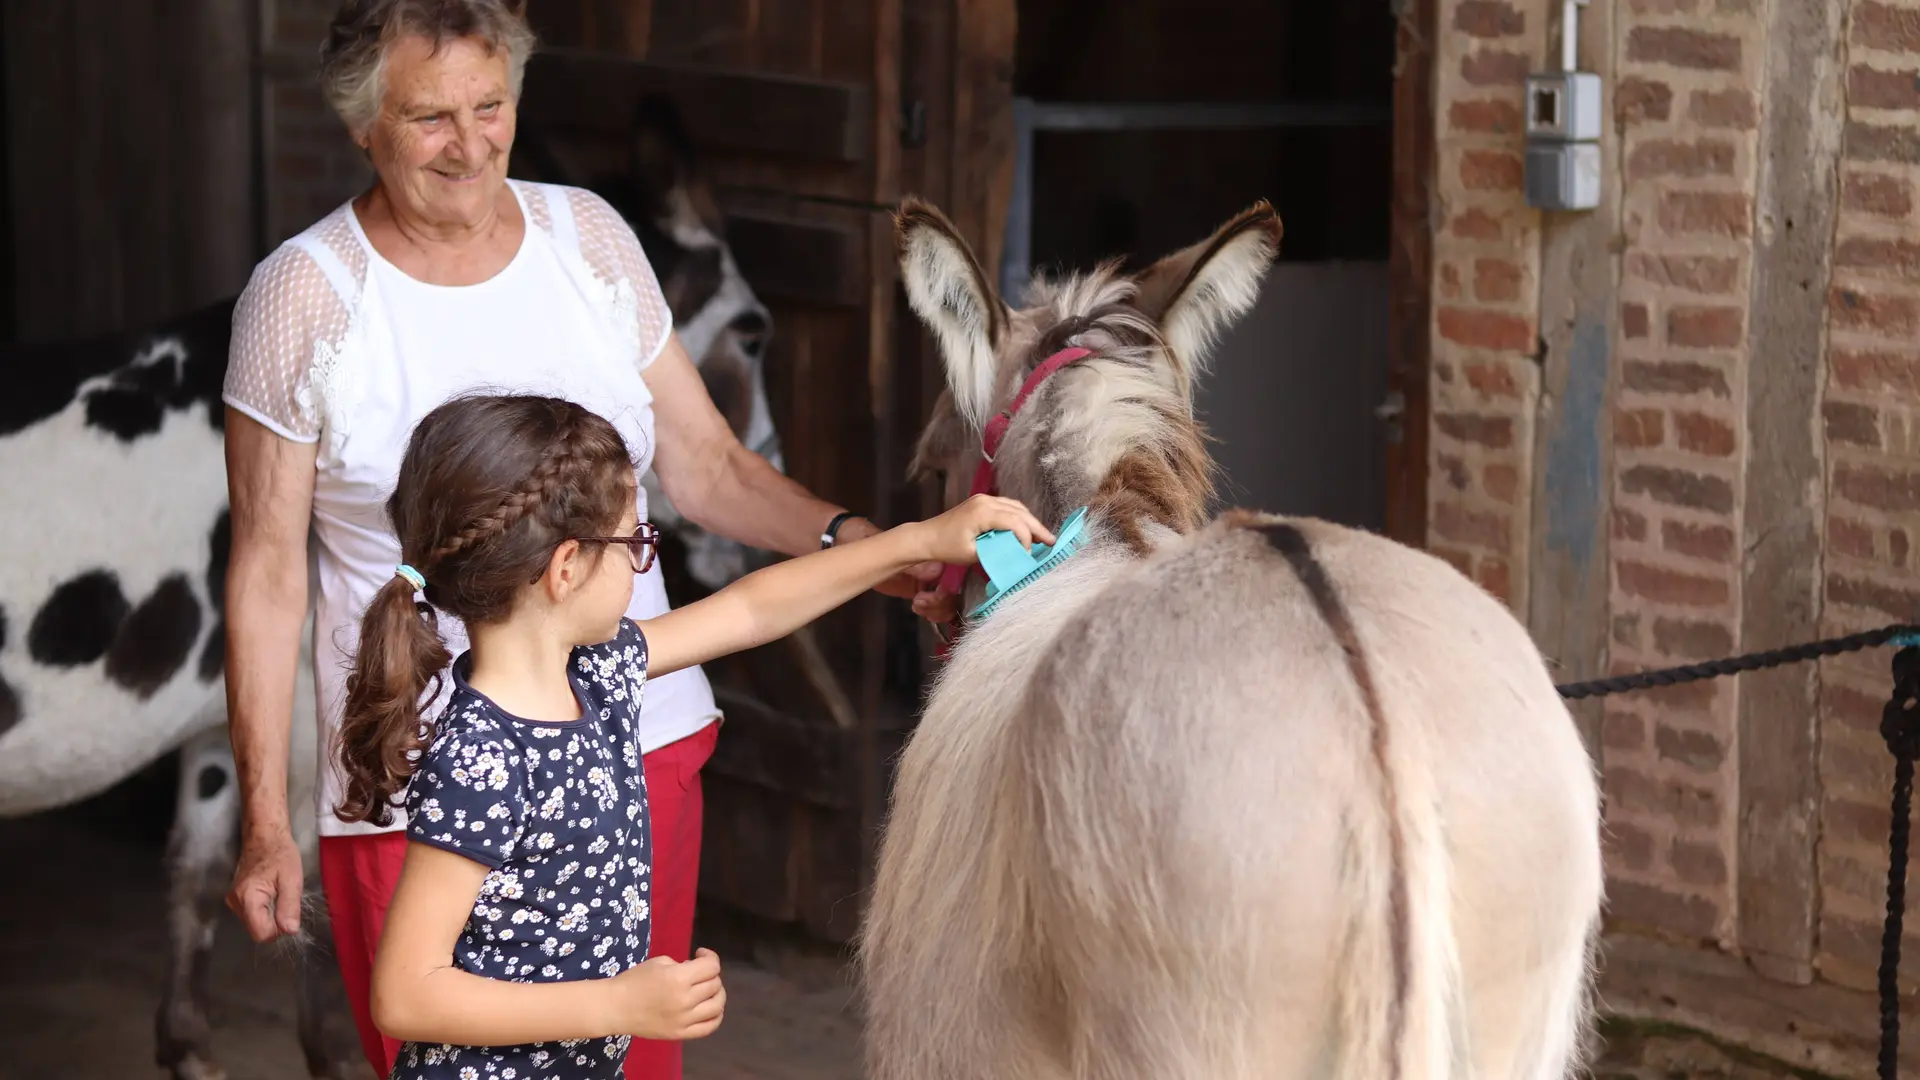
[[0, 330, 342, 1079], [865, 204, 1603, 1080], [1159, 226, 1277, 379], [638, 214, 783, 589], [899, 225, 1004, 427], [0, 359, 231, 812], [863, 519, 1604, 1080]]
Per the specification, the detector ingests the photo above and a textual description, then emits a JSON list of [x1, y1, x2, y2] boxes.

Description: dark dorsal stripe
[[1252, 520, 1411, 1080]]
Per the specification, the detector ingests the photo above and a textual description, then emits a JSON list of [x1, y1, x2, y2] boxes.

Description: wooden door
[[2, 0, 255, 341], [517, 0, 1016, 944]]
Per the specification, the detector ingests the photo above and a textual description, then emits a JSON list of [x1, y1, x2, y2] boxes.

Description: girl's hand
[[609, 948, 727, 1041], [911, 494, 1056, 566]]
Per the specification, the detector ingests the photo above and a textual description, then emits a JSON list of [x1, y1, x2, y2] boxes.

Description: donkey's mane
[[1018, 263, 1216, 551]]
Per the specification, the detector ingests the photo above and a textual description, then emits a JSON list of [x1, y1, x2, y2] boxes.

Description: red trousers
[[318, 722, 719, 1079]]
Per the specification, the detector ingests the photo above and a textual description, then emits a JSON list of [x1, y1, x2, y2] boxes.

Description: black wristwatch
[[821, 510, 862, 549]]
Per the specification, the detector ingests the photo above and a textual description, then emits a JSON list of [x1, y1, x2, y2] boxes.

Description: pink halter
[[931, 347, 1093, 616]]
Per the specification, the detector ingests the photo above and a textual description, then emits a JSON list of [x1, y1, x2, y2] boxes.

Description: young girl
[[332, 393, 1051, 1079]]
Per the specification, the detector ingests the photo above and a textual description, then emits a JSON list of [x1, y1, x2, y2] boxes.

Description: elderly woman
[[218, 2, 928, 1077]]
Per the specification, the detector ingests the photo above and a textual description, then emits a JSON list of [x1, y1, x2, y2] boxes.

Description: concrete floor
[[0, 759, 860, 1080], [0, 757, 1831, 1080]]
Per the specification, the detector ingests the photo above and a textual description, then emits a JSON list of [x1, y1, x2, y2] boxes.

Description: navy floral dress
[[391, 618, 652, 1080]]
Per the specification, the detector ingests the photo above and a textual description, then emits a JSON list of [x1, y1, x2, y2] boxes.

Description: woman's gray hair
[[319, 0, 537, 134]]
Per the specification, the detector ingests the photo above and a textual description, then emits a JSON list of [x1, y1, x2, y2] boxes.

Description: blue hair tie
[[394, 564, 425, 591]]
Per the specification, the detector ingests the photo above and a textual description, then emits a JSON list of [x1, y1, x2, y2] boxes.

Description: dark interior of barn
[[0, 1, 1395, 1075]]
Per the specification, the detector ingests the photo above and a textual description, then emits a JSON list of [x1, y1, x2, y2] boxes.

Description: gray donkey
[[859, 198, 1604, 1080]]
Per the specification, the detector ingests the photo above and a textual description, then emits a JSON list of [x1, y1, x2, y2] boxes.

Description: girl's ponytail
[[328, 394, 637, 826], [334, 569, 452, 826]]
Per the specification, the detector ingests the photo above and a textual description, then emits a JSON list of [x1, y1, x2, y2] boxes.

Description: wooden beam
[[1599, 931, 1913, 1079], [703, 690, 857, 810], [518, 48, 871, 162], [949, 0, 1019, 284], [698, 775, 800, 922], [1383, 0, 1434, 548], [857, 0, 906, 916], [1736, 0, 1846, 986], [184, 0, 255, 306], [1528, 0, 1622, 754], [722, 212, 867, 308]]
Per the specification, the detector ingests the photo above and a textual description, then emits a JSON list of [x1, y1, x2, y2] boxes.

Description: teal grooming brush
[[967, 506, 1092, 622]]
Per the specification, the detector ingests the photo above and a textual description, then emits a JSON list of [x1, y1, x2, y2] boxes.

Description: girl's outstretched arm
[[371, 842, 726, 1046], [640, 493, 1052, 679]]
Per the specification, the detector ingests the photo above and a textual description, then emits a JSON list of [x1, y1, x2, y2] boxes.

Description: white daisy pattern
[[393, 619, 652, 1080]]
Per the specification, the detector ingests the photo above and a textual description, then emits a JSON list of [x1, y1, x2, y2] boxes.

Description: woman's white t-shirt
[[222, 180, 721, 838]]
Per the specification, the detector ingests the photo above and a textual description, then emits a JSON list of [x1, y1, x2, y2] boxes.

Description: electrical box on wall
[[1525, 71, 1602, 142], [1524, 0, 1602, 212], [1526, 141, 1602, 210]]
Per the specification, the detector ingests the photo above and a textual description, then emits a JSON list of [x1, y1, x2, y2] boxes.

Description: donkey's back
[[866, 512, 1601, 1080]]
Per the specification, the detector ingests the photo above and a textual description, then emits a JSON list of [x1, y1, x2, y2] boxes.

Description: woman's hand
[[907, 494, 1055, 566], [608, 949, 728, 1041], [828, 515, 944, 601], [912, 586, 963, 625]]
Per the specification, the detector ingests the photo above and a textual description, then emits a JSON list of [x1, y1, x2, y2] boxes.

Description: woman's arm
[[643, 335, 940, 600], [641, 494, 1051, 679], [372, 843, 726, 1045], [222, 410, 319, 942], [644, 334, 848, 556]]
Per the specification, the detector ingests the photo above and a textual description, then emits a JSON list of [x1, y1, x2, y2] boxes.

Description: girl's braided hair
[[334, 393, 635, 827]]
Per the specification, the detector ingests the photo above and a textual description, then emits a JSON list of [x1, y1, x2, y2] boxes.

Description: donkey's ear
[[896, 197, 1009, 427], [1132, 201, 1282, 374]]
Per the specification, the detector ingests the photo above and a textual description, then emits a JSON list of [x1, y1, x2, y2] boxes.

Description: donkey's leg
[[155, 725, 241, 1080], [1296, 520, 1605, 1080], [283, 641, 367, 1080], [1448, 817, 1602, 1080], [1027, 697, 1350, 1080], [293, 893, 367, 1079], [862, 836, 1070, 1080]]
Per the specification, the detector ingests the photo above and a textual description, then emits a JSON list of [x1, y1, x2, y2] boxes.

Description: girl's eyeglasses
[[575, 522, 661, 574]]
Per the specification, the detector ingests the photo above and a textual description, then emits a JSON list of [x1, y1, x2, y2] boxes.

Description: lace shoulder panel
[[560, 185, 675, 371], [223, 209, 366, 442]]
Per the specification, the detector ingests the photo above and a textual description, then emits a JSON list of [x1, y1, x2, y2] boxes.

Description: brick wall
[[1428, 0, 1552, 613], [1598, 2, 1768, 950], [1815, 0, 1920, 992], [1429, 0, 1767, 951], [1427, 0, 1920, 1023]]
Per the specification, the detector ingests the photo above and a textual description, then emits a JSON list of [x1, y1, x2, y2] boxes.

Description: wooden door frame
[[1384, 0, 1435, 548]]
